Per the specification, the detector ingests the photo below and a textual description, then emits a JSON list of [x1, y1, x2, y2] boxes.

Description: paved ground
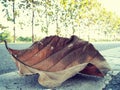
[[101, 47, 120, 90], [0, 42, 120, 90]]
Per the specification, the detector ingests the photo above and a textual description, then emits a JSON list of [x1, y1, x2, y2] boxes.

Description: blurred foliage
[[0, 0, 120, 42], [0, 30, 12, 42], [17, 36, 32, 42], [0, 24, 8, 30]]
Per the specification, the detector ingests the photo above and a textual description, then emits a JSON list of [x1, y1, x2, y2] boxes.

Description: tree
[[1, 0, 16, 42], [31, 0, 35, 42], [1, 0, 120, 42], [12, 0, 16, 43]]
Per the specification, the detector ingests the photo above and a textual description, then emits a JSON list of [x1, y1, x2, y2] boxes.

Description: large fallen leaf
[[4, 35, 110, 88]]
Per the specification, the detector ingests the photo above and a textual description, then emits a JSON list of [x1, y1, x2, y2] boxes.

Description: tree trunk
[[45, 0, 48, 35], [13, 0, 16, 43], [32, 0, 34, 42], [55, 4, 59, 35], [56, 15, 59, 35]]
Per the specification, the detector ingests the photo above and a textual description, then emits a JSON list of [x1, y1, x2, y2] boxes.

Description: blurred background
[[0, 0, 120, 43]]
